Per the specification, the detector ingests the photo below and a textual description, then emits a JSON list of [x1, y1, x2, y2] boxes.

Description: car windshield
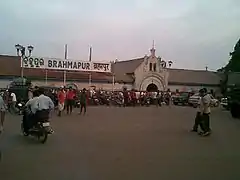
[[180, 92, 189, 97], [192, 93, 199, 97]]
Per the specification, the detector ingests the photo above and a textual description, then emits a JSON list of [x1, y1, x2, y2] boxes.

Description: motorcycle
[[99, 95, 110, 106], [17, 101, 25, 115], [90, 96, 100, 106], [21, 112, 51, 144], [141, 97, 151, 106], [110, 96, 124, 107]]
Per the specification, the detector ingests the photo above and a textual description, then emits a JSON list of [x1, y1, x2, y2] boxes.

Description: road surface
[[1, 106, 240, 180]]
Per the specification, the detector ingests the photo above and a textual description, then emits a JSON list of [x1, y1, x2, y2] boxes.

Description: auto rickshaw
[[8, 77, 32, 103]]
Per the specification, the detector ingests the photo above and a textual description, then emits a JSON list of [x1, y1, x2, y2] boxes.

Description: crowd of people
[[0, 86, 88, 134], [0, 86, 212, 137], [35, 87, 173, 109]]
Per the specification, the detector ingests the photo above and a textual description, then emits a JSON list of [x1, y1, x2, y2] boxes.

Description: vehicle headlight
[[18, 103, 22, 107]]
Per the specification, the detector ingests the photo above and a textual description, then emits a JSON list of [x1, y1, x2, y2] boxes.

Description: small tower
[[150, 40, 156, 57]]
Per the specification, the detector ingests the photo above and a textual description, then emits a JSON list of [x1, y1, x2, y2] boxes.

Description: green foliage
[[218, 38, 240, 94], [218, 38, 240, 73], [225, 38, 240, 72]]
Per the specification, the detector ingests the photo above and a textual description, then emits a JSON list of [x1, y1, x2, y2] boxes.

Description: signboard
[[21, 56, 111, 73]]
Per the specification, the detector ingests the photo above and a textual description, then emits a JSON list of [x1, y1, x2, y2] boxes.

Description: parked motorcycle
[[17, 101, 25, 115], [90, 96, 100, 106], [110, 96, 124, 107], [141, 97, 151, 106], [99, 95, 110, 106], [8, 101, 24, 115]]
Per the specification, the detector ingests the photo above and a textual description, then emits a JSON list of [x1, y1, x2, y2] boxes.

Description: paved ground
[[1, 106, 240, 180]]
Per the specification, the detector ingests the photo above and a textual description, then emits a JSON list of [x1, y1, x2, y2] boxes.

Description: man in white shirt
[[200, 88, 212, 136], [28, 89, 33, 100], [35, 88, 54, 119], [119, 91, 124, 104], [191, 88, 211, 136], [165, 89, 171, 106], [33, 88, 54, 134], [9, 91, 17, 113], [24, 90, 39, 133], [152, 91, 157, 105]]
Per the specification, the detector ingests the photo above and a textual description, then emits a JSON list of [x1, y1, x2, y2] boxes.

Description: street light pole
[[15, 44, 34, 78], [63, 44, 68, 86]]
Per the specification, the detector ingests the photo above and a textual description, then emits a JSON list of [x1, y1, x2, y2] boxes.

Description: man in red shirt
[[57, 87, 65, 116], [66, 87, 75, 114]]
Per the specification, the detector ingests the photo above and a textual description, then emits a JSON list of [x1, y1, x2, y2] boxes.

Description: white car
[[188, 93, 219, 108], [188, 93, 200, 107], [220, 98, 228, 109], [210, 95, 219, 107]]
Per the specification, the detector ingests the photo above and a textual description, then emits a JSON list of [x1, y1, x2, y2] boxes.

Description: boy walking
[[79, 88, 87, 115]]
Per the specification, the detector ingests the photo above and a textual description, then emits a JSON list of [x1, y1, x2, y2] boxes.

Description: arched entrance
[[146, 83, 158, 92], [138, 73, 166, 91]]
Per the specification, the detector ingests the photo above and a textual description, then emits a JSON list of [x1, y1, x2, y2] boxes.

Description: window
[[149, 63, 152, 71], [153, 63, 156, 71]]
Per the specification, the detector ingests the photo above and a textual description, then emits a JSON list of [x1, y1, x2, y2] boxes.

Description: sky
[[0, 0, 239, 70]]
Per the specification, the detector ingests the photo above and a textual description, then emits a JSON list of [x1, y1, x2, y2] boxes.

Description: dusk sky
[[0, 0, 239, 70]]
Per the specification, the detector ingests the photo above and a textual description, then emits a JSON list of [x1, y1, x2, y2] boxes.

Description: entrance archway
[[138, 74, 166, 91], [146, 83, 158, 92]]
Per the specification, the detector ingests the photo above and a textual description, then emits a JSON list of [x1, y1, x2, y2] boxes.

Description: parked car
[[227, 85, 240, 119], [172, 92, 190, 106], [220, 97, 229, 109], [188, 93, 219, 108], [188, 93, 200, 108], [210, 95, 219, 107]]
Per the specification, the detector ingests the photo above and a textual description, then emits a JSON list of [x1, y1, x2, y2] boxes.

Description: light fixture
[[27, 45, 34, 54]]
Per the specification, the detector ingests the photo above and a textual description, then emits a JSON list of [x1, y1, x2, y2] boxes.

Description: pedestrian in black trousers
[[79, 88, 87, 115], [191, 89, 205, 133], [191, 111, 205, 132], [191, 88, 211, 136]]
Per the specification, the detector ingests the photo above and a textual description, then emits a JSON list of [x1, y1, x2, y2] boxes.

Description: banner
[[21, 56, 111, 73]]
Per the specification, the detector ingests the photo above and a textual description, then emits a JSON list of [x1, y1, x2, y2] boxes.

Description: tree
[[218, 38, 240, 94], [218, 38, 240, 72], [225, 38, 240, 72]]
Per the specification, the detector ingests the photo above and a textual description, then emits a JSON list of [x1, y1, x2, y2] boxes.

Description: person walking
[[66, 87, 75, 115], [191, 88, 211, 136], [191, 89, 205, 133], [79, 88, 87, 115], [57, 87, 65, 117], [0, 95, 7, 133], [156, 90, 162, 107], [165, 89, 171, 106], [123, 88, 129, 107], [9, 91, 17, 113], [200, 88, 212, 136]]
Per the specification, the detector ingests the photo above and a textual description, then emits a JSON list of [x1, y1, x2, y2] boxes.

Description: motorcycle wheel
[[38, 130, 48, 144]]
